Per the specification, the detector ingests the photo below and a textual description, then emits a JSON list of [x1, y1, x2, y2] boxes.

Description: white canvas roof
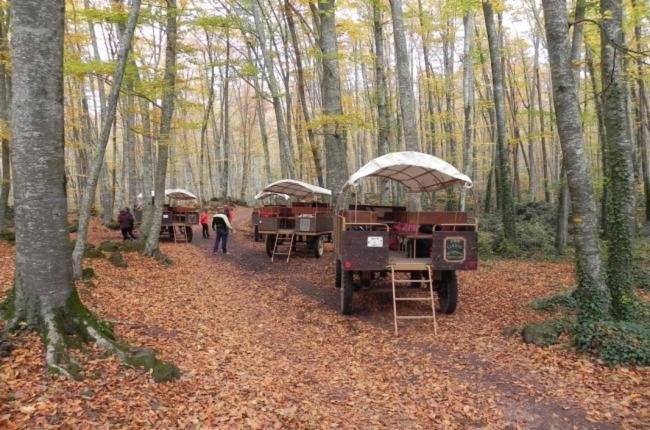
[[262, 179, 332, 199], [137, 188, 198, 201], [344, 151, 473, 192], [254, 191, 291, 200]]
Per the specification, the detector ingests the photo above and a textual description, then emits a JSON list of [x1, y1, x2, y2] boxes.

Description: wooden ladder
[[173, 224, 188, 243], [390, 265, 437, 336], [272, 229, 295, 262]]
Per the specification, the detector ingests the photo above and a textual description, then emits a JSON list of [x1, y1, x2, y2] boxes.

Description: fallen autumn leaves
[[0, 211, 648, 429]]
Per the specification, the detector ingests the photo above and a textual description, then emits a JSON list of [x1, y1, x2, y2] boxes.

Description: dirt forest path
[[1, 208, 647, 428], [184, 207, 641, 429]]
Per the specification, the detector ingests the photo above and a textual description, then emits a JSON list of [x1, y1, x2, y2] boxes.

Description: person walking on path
[[212, 211, 234, 254], [199, 209, 210, 239], [118, 207, 137, 241], [223, 204, 233, 222]]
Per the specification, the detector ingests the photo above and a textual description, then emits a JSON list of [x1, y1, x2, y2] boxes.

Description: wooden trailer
[[255, 179, 333, 262], [334, 151, 478, 334], [251, 191, 290, 242], [135, 188, 199, 243]]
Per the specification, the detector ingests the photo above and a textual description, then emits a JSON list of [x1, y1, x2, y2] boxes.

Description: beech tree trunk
[[145, 0, 178, 256], [460, 10, 475, 211], [542, 0, 610, 322], [0, 3, 10, 231], [482, 1, 516, 240], [318, 0, 348, 198], [252, 0, 296, 179], [389, 0, 419, 209], [600, 0, 637, 320], [71, 0, 140, 279], [372, 0, 390, 203], [4, 0, 177, 382]]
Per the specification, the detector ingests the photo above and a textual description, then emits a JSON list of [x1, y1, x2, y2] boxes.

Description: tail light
[[344, 261, 353, 269]]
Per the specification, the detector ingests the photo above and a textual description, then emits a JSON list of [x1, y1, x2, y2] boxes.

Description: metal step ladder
[[272, 229, 296, 262], [390, 265, 437, 336]]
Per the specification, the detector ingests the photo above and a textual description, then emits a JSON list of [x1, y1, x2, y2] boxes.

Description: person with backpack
[[118, 207, 137, 241], [212, 210, 234, 254]]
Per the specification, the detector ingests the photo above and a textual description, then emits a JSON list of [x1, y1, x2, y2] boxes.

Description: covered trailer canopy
[[254, 191, 291, 201], [137, 188, 198, 201], [262, 179, 332, 199], [343, 151, 472, 193]]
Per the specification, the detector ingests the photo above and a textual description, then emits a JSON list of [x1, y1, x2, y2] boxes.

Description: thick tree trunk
[[600, 0, 637, 320], [144, 0, 178, 256], [542, 0, 610, 322], [0, 4, 10, 232], [389, 0, 420, 209], [6, 0, 177, 382], [221, 32, 231, 198], [250, 44, 272, 183], [482, 1, 516, 240], [631, 0, 650, 222], [372, 0, 390, 203], [252, 0, 296, 179], [318, 0, 349, 199], [460, 11, 475, 211], [71, 0, 141, 279], [286, 0, 324, 186]]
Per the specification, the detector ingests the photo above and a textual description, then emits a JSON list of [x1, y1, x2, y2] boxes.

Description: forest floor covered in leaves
[[0, 208, 648, 429]]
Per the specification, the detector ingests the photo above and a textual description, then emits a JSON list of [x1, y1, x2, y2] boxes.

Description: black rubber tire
[[265, 234, 275, 258], [437, 271, 458, 314], [186, 226, 193, 243], [313, 235, 324, 258], [341, 269, 354, 315], [254, 226, 260, 242], [335, 259, 342, 288]]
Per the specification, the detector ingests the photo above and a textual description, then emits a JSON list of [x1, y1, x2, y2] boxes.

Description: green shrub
[[81, 268, 96, 279], [0, 230, 15, 243], [106, 220, 120, 231], [529, 290, 577, 312], [122, 240, 145, 253], [83, 245, 104, 259], [516, 221, 554, 254], [108, 251, 127, 268], [521, 318, 572, 347], [574, 320, 650, 366], [98, 241, 121, 252], [478, 231, 496, 257]]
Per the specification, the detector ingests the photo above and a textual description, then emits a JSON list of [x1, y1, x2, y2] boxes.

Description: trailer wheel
[[313, 235, 324, 258], [335, 259, 342, 288], [341, 269, 354, 315], [254, 226, 260, 242], [265, 234, 275, 258], [185, 226, 193, 243], [437, 271, 458, 314]]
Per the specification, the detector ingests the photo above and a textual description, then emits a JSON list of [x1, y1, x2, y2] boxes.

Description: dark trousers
[[201, 223, 210, 238], [121, 227, 136, 240], [213, 229, 229, 253]]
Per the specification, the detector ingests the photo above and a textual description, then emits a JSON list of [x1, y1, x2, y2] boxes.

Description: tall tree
[[482, 0, 516, 240], [600, 0, 637, 320], [460, 9, 475, 210], [145, 0, 179, 256], [541, 0, 610, 322], [71, 0, 141, 279], [0, 1, 10, 231], [390, 0, 420, 209], [318, 0, 348, 197], [372, 0, 390, 202], [5, 0, 176, 381], [252, 0, 297, 179]]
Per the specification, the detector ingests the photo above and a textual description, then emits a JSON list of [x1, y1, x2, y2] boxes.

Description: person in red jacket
[[199, 209, 210, 239]]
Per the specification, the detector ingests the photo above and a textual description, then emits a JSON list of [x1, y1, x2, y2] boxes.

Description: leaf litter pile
[[0, 209, 648, 429]]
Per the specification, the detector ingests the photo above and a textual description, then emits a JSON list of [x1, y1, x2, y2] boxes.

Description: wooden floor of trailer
[[388, 251, 430, 271]]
